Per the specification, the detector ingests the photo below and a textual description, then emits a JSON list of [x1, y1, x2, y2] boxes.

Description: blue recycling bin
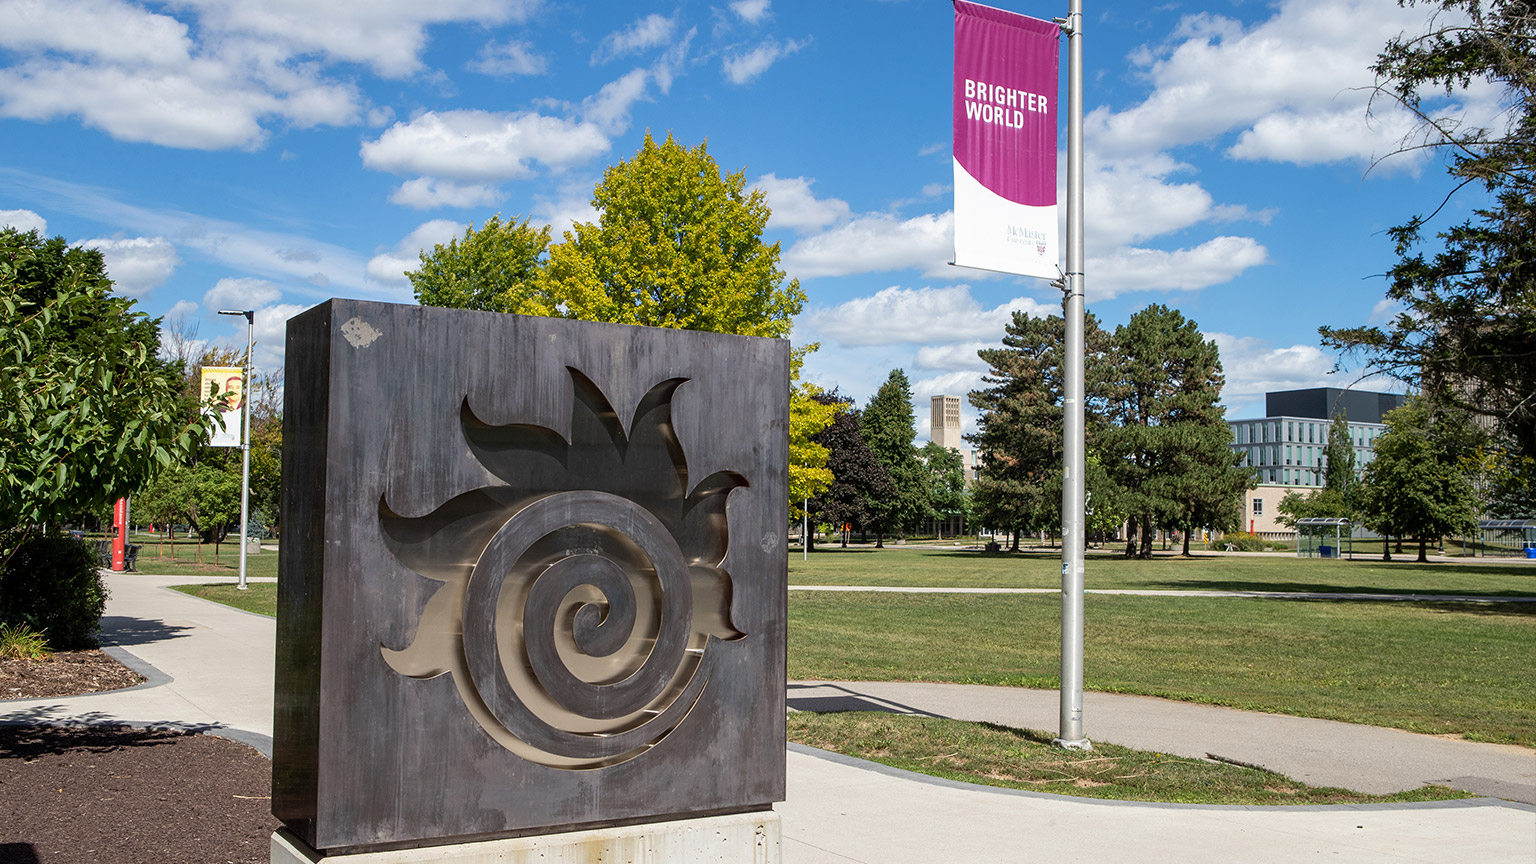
[[1525, 546, 1536, 559]]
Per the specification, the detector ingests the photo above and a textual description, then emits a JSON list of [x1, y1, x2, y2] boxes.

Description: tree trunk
[[874, 531, 884, 549], [1417, 535, 1428, 563], [1009, 530, 1020, 552], [1140, 527, 1154, 560], [1181, 529, 1191, 557], [1124, 517, 1138, 558]]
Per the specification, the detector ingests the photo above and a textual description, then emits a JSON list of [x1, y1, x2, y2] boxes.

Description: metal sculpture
[[274, 300, 787, 853]]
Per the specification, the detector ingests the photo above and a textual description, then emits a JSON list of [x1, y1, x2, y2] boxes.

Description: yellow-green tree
[[408, 134, 831, 512], [542, 132, 805, 338]]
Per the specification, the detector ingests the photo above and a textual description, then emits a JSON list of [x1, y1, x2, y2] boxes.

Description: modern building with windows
[[1228, 388, 1405, 535]]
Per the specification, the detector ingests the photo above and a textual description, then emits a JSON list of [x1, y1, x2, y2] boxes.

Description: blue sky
[[1, 0, 1491, 440]]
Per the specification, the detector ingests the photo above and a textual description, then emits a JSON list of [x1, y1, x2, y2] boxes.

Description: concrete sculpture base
[[271, 811, 781, 864]]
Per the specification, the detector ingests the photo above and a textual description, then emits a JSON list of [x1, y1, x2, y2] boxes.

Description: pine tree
[[1101, 305, 1251, 558], [860, 370, 929, 546], [967, 310, 1112, 546]]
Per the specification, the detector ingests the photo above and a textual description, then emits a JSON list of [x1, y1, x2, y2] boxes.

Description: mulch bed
[[0, 651, 144, 700], [0, 725, 279, 864], [0, 653, 277, 863]]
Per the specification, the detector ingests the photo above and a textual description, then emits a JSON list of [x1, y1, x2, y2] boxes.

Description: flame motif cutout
[[379, 368, 748, 769]]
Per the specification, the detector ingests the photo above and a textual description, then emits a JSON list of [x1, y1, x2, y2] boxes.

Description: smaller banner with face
[[953, 1, 1060, 279], [200, 366, 244, 448]]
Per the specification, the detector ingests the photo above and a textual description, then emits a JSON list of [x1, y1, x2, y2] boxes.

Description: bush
[[0, 530, 109, 649], [1218, 532, 1269, 552]]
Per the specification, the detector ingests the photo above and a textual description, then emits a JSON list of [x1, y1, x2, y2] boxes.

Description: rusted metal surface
[[274, 299, 788, 852]]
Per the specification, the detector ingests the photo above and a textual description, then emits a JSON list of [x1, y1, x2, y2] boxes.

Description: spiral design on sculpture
[[460, 491, 709, 767]]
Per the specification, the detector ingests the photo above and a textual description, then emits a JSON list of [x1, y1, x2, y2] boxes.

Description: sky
[[0, 0, 1493, 442]]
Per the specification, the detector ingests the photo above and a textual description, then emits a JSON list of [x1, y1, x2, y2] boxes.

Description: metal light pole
[[1054, 0, 1091, 751], [219, 309, 254, 592]]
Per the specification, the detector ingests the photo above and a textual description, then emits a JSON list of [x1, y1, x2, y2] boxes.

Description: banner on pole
[[200, 366, 245, 448], [953, 1, 1060, 279]]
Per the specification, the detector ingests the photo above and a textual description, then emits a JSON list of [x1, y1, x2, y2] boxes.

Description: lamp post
[[218, 309, 254, 591]]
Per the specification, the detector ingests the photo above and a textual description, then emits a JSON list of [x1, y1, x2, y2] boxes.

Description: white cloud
[[0, 48, 362, 151], [593, 13, 678, 65], [468, 39, 550, 78], [1087, 0, 1438, 166], [164, 299, 200, 321], [0, 0, 193, 65], [918, 142, 946, 157], [583, 69, 650, 134], [2, 170, 385, 296], [251, 302, 311, 367], [915, 341, 993, 372], [1091, 236, 1269, 300], [730, 0, 771, 24], [1206, 332, 1340, 412], [1368, 297, 1400, 324], [205, 277, 282, 311], [533, 181, 599, 238], [0, 0, 544, 150], [0, 208, 46, 234], [366, 219, 464, 286], [912, 370, 986, 402], [81, 236, 180, 296], [806, 285, 1055, 348], [722, 38, 803, 85], [752, 173, 850, 231], [783, 211, 957, 279], [360, 110, 610, 182], [170, 0, 540, 79], [389, 177, 502, 210], [650, 26, 695, 94]]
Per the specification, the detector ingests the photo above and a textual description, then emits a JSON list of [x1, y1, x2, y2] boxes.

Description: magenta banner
[[953, 1, 1060, 278]]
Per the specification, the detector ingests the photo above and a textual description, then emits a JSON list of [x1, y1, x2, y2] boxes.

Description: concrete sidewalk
[[1, 572, 1532, 863]]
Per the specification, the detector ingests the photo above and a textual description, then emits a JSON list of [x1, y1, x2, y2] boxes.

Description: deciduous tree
[[0, 229, 211, 560], [808, 391, 894, 546], [1357, 397, 1480, 561]]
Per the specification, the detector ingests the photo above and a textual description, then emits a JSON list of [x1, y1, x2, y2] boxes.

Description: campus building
[[930, 395, 979, 486], [1228, 388, 1405, 535]]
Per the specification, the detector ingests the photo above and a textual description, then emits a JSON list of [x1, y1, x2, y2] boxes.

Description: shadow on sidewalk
[[99, 616, 196, 647], [787, 683, 944, 718]]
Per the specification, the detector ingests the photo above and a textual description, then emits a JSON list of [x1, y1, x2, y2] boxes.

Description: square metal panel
[[274, 299, 788, 852]]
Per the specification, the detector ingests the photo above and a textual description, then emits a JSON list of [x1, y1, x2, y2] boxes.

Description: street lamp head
[[218, 309, 254, 321]]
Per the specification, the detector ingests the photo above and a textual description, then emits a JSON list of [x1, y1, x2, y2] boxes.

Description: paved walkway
[[1, 572, 1532, 863]]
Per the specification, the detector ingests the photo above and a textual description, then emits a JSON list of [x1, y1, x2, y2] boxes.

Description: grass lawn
[[787, 712, 1469, 804], [168, 583, 278, 617], [130, 538, 279, 580], [789, 591, 1536, 747], [789, 546, 1536, 597]]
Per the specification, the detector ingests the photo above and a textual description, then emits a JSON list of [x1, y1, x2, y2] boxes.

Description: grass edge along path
[[787, 711, 1470, 805], [168, 583, 277, 617], [789, 592, 1536, 749]]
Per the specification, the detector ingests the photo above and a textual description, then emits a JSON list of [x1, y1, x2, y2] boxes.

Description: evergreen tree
[[808, 391, 894, 546], [1323, 412, 1357, 495], [860, 370, 928, 546], [1101, 305, 1251, 558], [967, 310, 1113, 544], [1323, 0, 1536, 465]]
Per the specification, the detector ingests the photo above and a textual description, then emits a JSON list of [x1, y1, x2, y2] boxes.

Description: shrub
[[0, 530, 109, 649], [0, 622, 50, 659], [1219, 532, 1269, 552]]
